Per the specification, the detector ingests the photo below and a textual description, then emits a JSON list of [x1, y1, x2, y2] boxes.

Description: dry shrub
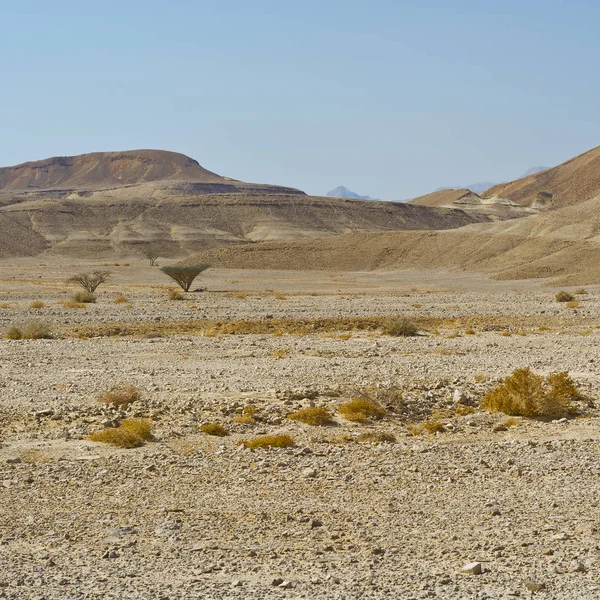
[[556, 291, 574, 303], [565, 300, 581, 309], [234, 415, 255, 425], [454, 404, 476, 416], [271, 348, 290, 359], [408, 420, 446, 435], [502, 417, 521, 428], [5, 320, 52, 340], [0, 303, 11, 309], [119, 418, 153, 440], [232, 291, 248, 299], [200, 423, 229, 437], [274, 293, 287, 300], [356, 431, 396, 443], [72, 291, 96, 303], [29, 301, 46, 309], [97, 384, 141, 407], [288, 406, 333, 426], [381, 317, 418, 337], [574, 288, 588, 295], [114, 296, 128, 304], [465, 328, 476, 335], [338, 397, 386, 422], [240, 434, 295, 449], [473, 374, 487, 383], [89, 427, 144, 448], [169, 289, 184, 301], [482, 368, 579, 418], [62, 300, 85, 309]]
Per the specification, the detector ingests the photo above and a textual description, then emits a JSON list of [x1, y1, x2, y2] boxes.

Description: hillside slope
[[194, 193, 600, 285], [0, 150, 487, 259], [483, 145, 600, 210]]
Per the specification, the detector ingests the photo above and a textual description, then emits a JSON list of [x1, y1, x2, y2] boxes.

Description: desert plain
[[1, 258, 599, 600]]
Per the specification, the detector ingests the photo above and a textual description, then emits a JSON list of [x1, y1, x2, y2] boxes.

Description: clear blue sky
[[2, 0, 599, 199]]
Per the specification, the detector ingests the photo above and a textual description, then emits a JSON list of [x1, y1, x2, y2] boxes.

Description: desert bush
[[356, 431, 396, 443], [555, 291, 574, 303], [565, 300, 581, 309], [89, 427, 144, 448], [29, 301, 46, 309], [271, 348, 290, 359], [144, 246, 159, 266], [62, 301, 85, 309], [465, 328, 476, 335], [338, 397, 386, 422], [408, 420, 446, 435], [169, 289, 184, 301], [288, 406, 333, 426], [97, 384, 141, 407], [5, 320, 52, 340], [240, 434, 295, 449], [114, 295, 128, 304], [72, 291, 96, 303], [454, 404, 476, 416], [119, 418, 153, 440], [482, 368, 579, 418], [160, 264, 210, 292], [233, 415, 255, 425], [575, 288, 588, 295], [200, 423, 229, 437], [68, 271, 110, 293], [381, 317, 418, 337]]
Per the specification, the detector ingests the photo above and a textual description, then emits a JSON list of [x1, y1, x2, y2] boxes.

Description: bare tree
[[144, 246, 159, 266], [159, 264, 209, 292], [68, 270, 111, 293]]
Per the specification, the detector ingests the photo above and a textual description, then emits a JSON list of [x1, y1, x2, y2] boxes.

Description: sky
[[2, 0, 599, 199]]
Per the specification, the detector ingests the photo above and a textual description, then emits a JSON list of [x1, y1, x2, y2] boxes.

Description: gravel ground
[[1, 263, 599, 599]]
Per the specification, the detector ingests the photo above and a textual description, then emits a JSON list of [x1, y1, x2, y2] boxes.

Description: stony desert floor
[[1, 258, 600, 599]]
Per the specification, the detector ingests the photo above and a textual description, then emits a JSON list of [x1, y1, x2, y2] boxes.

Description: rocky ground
[[1, 260, 599, 599]]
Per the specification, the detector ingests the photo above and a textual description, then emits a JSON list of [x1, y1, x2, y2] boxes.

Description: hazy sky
[[2, 0, 599, 199]]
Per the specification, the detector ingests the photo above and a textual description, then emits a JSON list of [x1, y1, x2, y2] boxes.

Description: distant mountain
[[435, 167, 550, 196], [518, 166, 549, 178], [326, 186, 376, 200]]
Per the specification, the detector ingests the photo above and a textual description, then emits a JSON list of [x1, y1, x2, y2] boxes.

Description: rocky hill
[[0, 150, 486, 259]]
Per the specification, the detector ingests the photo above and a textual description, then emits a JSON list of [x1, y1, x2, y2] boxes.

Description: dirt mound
[[194, 193, 600, 285], [483, 145, 600, 210]]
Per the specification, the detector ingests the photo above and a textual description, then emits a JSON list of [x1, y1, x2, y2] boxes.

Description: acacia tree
[[144, 246, 159, 266], [160, 264, 210, 292], [68, 270, 111, 293]]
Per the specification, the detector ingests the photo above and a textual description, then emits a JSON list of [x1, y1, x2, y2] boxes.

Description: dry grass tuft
[[240, 434, 295, 449], [356, 431, 396, 443], [465, 328, 476, 335], [114, 295, 128, 304], [574, 288, 588, 295], [119, 418, 153, 440], [274, 293, 287, 300], [482, 368, 580, 418], [381, 317, 418, 337], [5, 320, 52, 340], [61, 300, 85, 309], [231, 291, 248, 299], [271, 348, 290, 359], [502, 417, 521, 428], [233, 415, 255, 425], [338, 397, 386, 422], [288, 406, 333, 426], [454, 404, 476, 416], [29, 301, 46, 309], [72, 291, 96, 303], [97, 384, 141, 407], [408, 420, 446, 435], [200, 423, 229, 437], [89, 427, 144, 448], [555, 291, 574, 303], [565, 300, 581, 309], [169, 289, 184, 301]]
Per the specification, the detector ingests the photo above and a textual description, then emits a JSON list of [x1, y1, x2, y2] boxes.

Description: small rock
[[231, 580, 242, 587], [6, 457, 21, 464], [302, 467, 317, 478], [460, 562, 482, 575], [278, 580, 293, 589], [310, 519, 323, 529], [568, 560, 586, 573], [271, 578, 284, 586]]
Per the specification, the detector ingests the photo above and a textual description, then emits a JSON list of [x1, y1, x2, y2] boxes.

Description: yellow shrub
[[482, 368, 579, 418], [338, 398, 385, 422], [200, 423, 229, 437], [381, 317, 418, 337], [288, 406, 333, 426], [89, 428, 144, 448], [119, 418, 153, 440], [408, 420, 446, 435], [29, 301, 46, 309], [114, 296, 128, 304], [240, 434, 295, 449], [97, 384, 141, 407]]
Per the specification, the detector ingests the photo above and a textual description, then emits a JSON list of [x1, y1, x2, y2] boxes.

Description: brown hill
[[0, 150, 486, 259], [194, 192, 600, 285], [483, 145, 600, 210]]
